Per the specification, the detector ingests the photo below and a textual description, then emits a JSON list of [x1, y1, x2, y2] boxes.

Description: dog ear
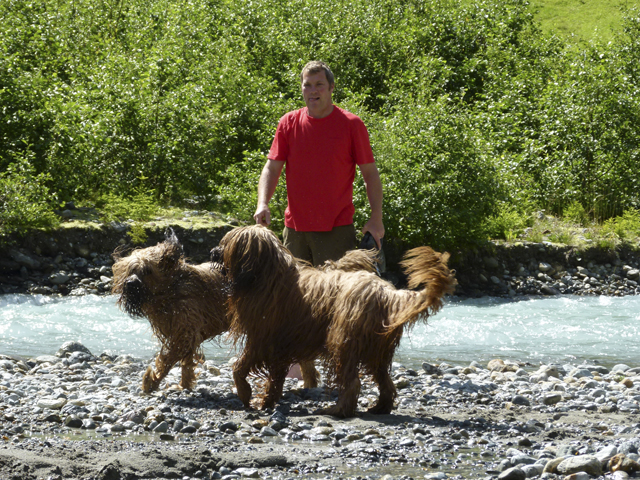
[[111, 244, 132, 262], [165, 228, 179, 245], [159, 231, 183, 271]]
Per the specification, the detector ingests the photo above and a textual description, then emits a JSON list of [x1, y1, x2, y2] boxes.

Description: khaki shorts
[[283, 224, 356, 266]]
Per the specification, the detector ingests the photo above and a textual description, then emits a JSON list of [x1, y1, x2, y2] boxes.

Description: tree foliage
[[1, 0, 639, 249]]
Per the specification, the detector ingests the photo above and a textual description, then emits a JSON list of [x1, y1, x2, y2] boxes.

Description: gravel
[[2, 343, 640, 479]]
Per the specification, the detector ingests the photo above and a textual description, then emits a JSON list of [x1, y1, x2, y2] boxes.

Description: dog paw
[[314, 406, 350, 419], [366, 404, 392, 415]]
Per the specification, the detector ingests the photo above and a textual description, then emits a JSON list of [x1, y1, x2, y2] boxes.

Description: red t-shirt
[[268, 106, 375, 232]]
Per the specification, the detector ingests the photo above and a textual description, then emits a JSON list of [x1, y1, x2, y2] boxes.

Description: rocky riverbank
[[2, 341, 640, 480], [1, 211, 639, 298]]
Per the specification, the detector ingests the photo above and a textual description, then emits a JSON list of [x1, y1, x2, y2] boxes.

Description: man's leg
[[308, 224, 357, 266], [283, 226, 313, 263], [282, 226, 314, 383]]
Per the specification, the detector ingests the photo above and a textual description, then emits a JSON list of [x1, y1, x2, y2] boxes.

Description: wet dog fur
[[211, 225, 456, 417], [112, 230, 228, 393]]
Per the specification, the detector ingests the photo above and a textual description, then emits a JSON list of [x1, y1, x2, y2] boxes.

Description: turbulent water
[[1, 294, 640, 369]]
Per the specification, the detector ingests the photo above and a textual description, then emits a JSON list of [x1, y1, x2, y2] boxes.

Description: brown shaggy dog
[[112, 230, 228, 393], [211, 225, 456, 418]]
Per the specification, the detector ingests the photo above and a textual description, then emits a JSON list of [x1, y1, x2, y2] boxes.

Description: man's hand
[[254, 205, 271, 226], [362, 218, 385, 249], [359, 162, 384, 249], [254, 159, 285, 227]]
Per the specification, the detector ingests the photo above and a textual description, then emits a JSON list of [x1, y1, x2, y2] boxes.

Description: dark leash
[[359, 232, 386, 276]]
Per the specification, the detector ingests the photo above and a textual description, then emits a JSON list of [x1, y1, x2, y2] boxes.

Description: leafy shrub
[[216, 149, 288, 233], [483, 204, 532, 241], [0, 156, 59, 238], [369, 97, 500, 251], [563, 201, 590, 225], [1, 0, 639, 251], [96, 185, 160, 244], [602, 209, 640, 240]]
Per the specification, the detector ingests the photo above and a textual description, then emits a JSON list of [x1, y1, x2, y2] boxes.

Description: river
[[1, 294, 639, 369]]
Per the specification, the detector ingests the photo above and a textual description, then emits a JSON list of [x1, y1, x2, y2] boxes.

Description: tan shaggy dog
[[210, 225, 456, 418], [112, 230, 229, 393]]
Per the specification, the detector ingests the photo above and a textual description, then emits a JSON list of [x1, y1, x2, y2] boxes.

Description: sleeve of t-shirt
[[351, 117, 375, 165], [268, 115, 289, 162]]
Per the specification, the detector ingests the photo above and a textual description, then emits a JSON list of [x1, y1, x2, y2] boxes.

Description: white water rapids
[[1, 294, 639, 369]]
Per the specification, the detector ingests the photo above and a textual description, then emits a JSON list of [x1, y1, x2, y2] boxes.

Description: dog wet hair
[[214, 224, 456, 417], [112, 230, 229, 392]]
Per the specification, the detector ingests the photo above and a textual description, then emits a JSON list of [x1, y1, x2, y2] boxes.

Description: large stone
[[488, 359, 505, 371], [596, 445, 618, 462], [542, 393, 563, 405], [37, 397, 67, 410], [540, 285, 560, 295], [483, 257, 500, 269], [568, 368, 592, 379], [56, 341, 93, 358], [556, 455, 602, 476], [49, 272, 71, 285], [34, 355, 62, 365], [564, 473, 591, 480], [610, 454, 640, 473], [538, 262, 552, 272], [626, 268, 640, 280], [498, 467, 526, 480], [612, 364, 631, 373], [64, 415, 83, 428], [9, 250, 41, 269]]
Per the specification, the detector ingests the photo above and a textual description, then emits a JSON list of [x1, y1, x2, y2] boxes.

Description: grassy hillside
[[530, 0, 634, 43]]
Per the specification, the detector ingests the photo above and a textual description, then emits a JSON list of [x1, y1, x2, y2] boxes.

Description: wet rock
[[556, 455, 602, 476], [50, 272, 71, 285], [498, 466, 526, 480], [64, 415, 83, 428], [56, 341, 93, 358]]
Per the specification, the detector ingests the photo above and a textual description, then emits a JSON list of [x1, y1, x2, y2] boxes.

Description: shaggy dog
[[211, 225, 456, 418], [112, 230, 228, 393]]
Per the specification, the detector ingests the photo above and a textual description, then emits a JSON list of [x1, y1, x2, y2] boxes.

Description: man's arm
[[254, 159, 285, 226], [359, 162, 385, 248]]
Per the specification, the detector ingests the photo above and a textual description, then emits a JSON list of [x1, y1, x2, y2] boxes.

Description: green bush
[[1, 0, 639, 250], [602, 209, 640, 240], [563, 201, 590, 225], [369, 97, 500, 251], [483, 204, 532, 241], [96, 185, 161, 244], [0, 156, 59, 238]]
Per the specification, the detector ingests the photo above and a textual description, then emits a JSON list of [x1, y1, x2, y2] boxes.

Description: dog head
[[211, 225, 297, 291], [112, 229, 184, 316]]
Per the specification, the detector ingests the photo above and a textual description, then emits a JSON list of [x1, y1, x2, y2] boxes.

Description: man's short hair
[[300, 61, 335, 87]]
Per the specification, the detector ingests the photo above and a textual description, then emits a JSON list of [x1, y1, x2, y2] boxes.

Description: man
[[254, 61, 384, 264]]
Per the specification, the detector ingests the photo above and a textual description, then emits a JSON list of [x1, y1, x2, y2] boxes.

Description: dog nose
[[123, 274, 143, 294]]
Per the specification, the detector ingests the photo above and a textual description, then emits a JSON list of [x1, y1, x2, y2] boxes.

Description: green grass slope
[[530, 0, 635, 43]]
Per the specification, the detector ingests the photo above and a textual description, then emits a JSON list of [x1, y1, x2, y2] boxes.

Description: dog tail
[[385, 246, 456, 333]]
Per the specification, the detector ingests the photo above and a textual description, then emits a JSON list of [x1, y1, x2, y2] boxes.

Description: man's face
[[301, 70, 334, 119]]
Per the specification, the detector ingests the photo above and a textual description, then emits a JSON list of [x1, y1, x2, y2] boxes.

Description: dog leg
[[317, 366, 361, 418], [142, 348, 183, 393], [367, 367, 397, 415], [262, 366, 288, 410], [300, 360, 320, 389], [179, 353, 198, 391], [232, 354, 253, 408]]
